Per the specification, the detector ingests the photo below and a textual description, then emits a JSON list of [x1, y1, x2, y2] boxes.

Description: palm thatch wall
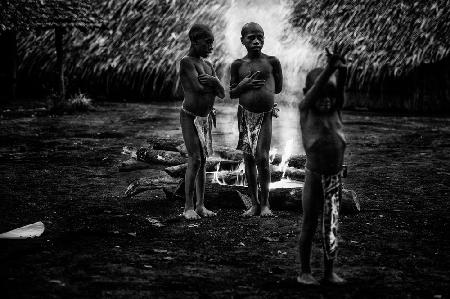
[[291, 0, 450, 112], [0, 0, 101, 101], [8, 0, 450, 111], [15, 0, 228, 101]]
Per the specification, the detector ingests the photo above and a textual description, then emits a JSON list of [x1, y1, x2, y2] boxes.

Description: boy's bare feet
[[242, 205, 260, 217], [195, 206, 217, 217], [324, 272, 345, 284], [260, 205, 274, 217], [183, 209, 201, 220], [297, 273, 320, 285]]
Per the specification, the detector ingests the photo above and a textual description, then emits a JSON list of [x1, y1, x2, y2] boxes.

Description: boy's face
[[241, 26, 264, 53], [315, 96, 335, 113], [193, 34, 214, 58], [315, 82, 337, 112]]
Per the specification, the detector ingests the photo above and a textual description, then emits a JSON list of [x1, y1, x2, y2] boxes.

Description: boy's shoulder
[[180, 56, 212, 66], [263, 54, 280, 64], [180, 55, 194, 68], [231, 58, 245, 66]]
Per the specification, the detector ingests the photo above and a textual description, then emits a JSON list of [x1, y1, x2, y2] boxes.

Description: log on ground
[[164, 159, 242, 178], [205, 167, 305, 185], [165, 179, 251, 210], [136, 148, 187, 166], [166, 179, 359, 214], [118, 158, 152, 172], [147, 136, 184, 152], [125, 176, 181, 197], [213, 146, 244, 161]]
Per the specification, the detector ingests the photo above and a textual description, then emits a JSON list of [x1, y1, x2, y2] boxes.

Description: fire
[[269, 178, 304, 190], [212, 162, 226, 185], [211, 138, 303, 190], [278, 138, 295, 179]]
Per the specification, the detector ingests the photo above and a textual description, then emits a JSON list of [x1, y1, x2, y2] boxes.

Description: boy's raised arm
[[271, 57, 283, 94], [180, 58, 214, 94], [299, 66, 336, 110]]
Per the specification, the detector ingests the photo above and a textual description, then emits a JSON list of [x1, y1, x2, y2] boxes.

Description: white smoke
[[221, 0, 320, 153], [223, 0, 320, 100]]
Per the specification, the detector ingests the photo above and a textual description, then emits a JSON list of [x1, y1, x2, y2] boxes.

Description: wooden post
[[1, 31, 17, 101], [9, 31, 17, 101], [55, 27, 65, 103]]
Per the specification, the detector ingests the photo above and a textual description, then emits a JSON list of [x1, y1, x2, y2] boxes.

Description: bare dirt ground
[[1, 101, 449, 298]]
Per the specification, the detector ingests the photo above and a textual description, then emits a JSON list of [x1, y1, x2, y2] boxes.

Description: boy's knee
[[188, 155, 203, 168], [301, 217, 318, 233], [255, 152, 269, 167]]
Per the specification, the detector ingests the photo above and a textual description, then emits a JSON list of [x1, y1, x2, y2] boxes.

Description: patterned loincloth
[[320, 171, 343, 260], [181, 106, 216, 158], [237, 104, 279, 157]]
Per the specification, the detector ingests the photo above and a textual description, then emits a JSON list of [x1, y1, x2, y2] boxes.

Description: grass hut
[[13, 0, 227, 102], [291, 0, 450, 113], [0, 0, 101, 104]]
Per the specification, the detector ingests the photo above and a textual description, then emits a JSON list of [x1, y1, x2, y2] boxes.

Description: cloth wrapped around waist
[[181, 106, 216, 157], [237, 103, 279, 157]]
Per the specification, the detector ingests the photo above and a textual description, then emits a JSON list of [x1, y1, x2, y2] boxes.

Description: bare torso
[[180, 56, 216, 117], [300, 109, 346, 175], [235, 54, 277, 113]]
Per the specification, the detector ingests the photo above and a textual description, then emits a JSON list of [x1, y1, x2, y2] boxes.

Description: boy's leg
[[180, 110, 203, 220], [242, 153, 259, 217], [255, 112, 273, 217], [195, 159, 216, 217], [323, 255, 345, 284], [297, 169, 322, 285], [323, 179, 345, 284]]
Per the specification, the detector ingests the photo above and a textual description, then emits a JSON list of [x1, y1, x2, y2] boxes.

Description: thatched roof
[[0, 0, 101, 32], [17, 0, 227, 99], [291, 0, 450, 88]]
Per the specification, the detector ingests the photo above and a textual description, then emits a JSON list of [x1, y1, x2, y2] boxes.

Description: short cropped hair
[[189, 24, 213, 42], [241, 22, 264, 37], [304, 68, 324, 92]]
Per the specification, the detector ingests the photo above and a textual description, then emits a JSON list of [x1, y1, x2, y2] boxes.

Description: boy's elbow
[[217, 90, 225, 99]]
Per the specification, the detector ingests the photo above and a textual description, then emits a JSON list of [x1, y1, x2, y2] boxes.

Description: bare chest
[[238, 60, 273, 80]]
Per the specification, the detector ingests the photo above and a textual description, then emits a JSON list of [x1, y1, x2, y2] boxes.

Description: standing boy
[[230, 22, 283, 217], [179, 24, 225, 220], [297, 43, 349, 284]]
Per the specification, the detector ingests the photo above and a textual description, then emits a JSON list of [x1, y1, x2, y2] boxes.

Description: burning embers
[[209, 139, 306, 190], [123, 136, 359, 214]]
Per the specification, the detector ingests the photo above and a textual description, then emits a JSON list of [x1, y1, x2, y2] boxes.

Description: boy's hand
[[239, 71, 265, 90], [326, 42, 351, 69], [198, 74, 219, 87]]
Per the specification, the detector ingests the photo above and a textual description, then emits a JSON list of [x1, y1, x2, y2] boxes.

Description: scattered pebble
[[49, 280, 66, 287], [146, 217, 164, 227], [261, 236, 280, 242]]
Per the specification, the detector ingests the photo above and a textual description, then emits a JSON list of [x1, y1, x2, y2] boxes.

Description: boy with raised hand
[[297, 43, 350, 285], [179, 24, 225, 220], [230, 22, 283, 217]]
